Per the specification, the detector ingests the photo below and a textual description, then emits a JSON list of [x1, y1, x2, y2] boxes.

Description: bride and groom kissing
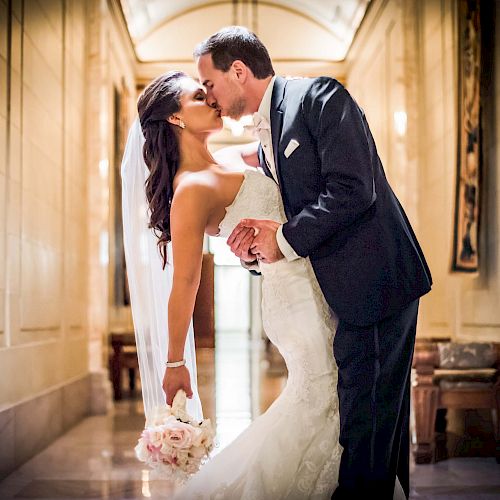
[[124, 25, 432, 499]]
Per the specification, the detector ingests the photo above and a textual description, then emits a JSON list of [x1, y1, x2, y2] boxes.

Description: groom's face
[[197, 54, 247, 120]]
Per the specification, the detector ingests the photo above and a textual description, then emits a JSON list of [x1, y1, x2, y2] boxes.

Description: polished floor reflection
[[0, 331, 499, 499]]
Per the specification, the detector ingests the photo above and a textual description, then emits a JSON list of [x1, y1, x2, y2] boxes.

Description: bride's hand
[[239, 219, 284, 263], [163, 366, 193, 406], [227, 225, 258, 262]]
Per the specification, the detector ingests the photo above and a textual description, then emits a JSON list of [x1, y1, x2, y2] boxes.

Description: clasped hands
[[227, 219, 284, 264]]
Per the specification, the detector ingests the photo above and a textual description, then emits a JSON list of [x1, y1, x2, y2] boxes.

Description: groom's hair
[[194, 26, 275, 79]]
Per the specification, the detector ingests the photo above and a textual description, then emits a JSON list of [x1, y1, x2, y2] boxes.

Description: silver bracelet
[[165, 359, 186, 368]]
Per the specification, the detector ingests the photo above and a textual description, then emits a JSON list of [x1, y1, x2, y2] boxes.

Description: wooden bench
[[412, 340, 500, 463]]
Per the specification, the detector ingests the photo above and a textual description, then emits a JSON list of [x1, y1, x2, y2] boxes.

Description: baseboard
[[0, 374, 91, 480]]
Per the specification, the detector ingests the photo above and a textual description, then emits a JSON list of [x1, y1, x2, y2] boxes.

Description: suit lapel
[[270, 77, 287, 183], [257, 144, 273, 179]]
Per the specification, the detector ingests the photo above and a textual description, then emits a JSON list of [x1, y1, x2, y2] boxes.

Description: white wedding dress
[[174, 169, 342, 499]]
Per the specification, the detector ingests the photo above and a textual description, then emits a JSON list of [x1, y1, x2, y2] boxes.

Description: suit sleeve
[[240, 259, 261, 276], [281, 78, 377, 258]]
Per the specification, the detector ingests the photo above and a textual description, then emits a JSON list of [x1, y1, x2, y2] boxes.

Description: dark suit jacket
[[259, 76, 432, 326]]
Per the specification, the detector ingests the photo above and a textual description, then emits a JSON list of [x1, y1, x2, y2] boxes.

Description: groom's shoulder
[[284, 76, 345, 97]]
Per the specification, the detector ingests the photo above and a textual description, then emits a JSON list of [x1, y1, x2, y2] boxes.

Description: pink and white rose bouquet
[[135, 390, 215, 482]]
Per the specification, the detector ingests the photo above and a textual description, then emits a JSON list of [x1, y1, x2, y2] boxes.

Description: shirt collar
[[256, 75, 277, 123]]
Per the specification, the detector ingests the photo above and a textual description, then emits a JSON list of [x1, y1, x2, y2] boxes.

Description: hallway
[[1, 0, 500, 497]]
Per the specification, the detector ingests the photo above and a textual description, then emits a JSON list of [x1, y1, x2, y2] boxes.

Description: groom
[[195, 27, 432, 499]]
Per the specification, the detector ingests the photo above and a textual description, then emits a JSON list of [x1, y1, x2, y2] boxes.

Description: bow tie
[[253, 113, 270, 131]]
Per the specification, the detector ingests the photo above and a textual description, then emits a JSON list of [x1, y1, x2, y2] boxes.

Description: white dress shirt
[[253, 77, 300, 262]]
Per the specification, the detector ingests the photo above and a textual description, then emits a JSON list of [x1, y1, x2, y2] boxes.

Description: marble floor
[[0, 331, 499, 499]]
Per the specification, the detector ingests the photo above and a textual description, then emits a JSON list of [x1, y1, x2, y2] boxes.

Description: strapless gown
[[174, 169, 342, 499]]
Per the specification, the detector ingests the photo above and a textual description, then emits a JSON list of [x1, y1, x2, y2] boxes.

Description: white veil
[[120, 118, 202, 425]]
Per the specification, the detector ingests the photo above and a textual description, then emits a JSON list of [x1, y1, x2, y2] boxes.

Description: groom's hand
[[163, 366, 193, 406], [227, 225, 258, 262], [237, 219, 284, 263]]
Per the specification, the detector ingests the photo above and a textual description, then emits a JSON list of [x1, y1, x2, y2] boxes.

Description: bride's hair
[[137, 70, 187, 269]]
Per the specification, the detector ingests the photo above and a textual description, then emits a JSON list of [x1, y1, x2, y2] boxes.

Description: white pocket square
[[284, 139, 300, 158]]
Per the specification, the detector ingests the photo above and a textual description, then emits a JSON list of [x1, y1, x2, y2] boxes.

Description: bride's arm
[[213, 141, 260, 170], [163, 182, 212, 405]]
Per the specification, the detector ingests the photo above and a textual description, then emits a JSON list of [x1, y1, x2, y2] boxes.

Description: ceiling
[[120, 0, 371, 62]]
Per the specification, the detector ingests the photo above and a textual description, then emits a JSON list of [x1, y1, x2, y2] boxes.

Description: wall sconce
[[393, 111, 407, 137], [99, 230, 109, 266], [99, 159, 109, 179]]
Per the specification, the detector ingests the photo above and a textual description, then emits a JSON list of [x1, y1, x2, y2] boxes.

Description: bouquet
[[135, 390, 215, 483]]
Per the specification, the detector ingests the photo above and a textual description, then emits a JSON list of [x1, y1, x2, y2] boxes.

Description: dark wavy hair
[[137, 70, 187, 269], [194, 26, 274, 79]]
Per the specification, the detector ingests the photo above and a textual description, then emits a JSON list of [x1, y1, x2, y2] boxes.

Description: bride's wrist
[[165, 359, 186, 368]]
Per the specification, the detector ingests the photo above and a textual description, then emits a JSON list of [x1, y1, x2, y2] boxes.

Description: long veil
[[120, 118, 202, 425]]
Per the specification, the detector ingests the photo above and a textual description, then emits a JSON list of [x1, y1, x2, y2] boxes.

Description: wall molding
[[0, 373, 92, 480]]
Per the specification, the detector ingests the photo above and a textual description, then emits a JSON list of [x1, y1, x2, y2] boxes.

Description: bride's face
[[175, 77, 223, 133], [197, 54, 247, 120]]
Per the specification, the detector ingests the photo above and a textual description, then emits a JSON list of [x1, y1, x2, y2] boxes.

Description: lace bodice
[[218, 169, 286, 238]]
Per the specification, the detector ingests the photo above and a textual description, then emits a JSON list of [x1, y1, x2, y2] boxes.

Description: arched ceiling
[[120, 0, 371, 64]]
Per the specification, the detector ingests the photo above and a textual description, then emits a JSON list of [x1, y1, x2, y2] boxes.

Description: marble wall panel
[[20, 238, 62, 332], [65, 0, 86, 75], [8, 121, 21, 186], [0, 59, 7, 126], [0, 112, 6, 172], [61, 374, 90, 431], [0, 346, 33, 409], [10, 13, 23, 73], [346, 0, 416, 217], [0, 407, 15, 479], [37, 0, 64, 41], [11, 0, 22, 24], [22, 34, 62, 115], [0, 0, 7, 61], [0, 0, 7, 339], [63, 0, 88, 342], [14, 388, 63, 468], [423, 19, 443, 74], [21, 84, 63, 168], [9, 19, 21, 128], [0, 374, 90, 480], [23, 0, 63, 83]]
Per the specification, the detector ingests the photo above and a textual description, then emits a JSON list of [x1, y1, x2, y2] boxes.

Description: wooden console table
[[109, 331, 138, 400]]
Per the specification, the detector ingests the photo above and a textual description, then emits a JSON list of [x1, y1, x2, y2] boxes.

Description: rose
[[198, 420, 215, 449], [188, 445, 207, 459], [145, 426, 165, 449], [185, 459, 201, 474], [175, 449, 189, 467], [135, 425, 176, 464], [161, 449, 178, 466], [162, 416, 203, 449], [135, 427, 164, 462]]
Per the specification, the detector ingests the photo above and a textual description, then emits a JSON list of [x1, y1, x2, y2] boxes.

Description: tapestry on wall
[[452, 0, 481, 273]]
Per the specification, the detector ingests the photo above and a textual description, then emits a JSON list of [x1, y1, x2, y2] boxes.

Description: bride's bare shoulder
[[171, 170, 219, 213]]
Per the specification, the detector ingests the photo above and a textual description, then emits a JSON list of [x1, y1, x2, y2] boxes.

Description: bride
[[122, 70, 403, 499]]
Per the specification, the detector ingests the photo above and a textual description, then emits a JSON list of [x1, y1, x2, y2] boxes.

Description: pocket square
[[284, 139, 300, 158]]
